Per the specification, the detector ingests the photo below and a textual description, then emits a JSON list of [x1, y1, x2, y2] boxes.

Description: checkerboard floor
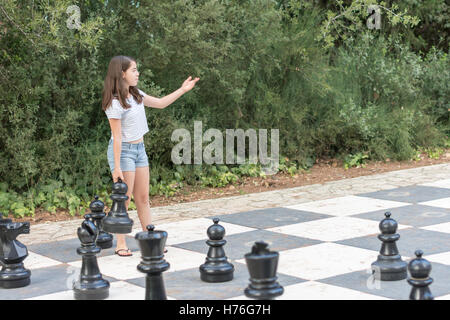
[[2, 179, 450, 300]]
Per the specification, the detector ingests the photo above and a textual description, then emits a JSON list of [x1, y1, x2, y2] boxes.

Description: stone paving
[[20, 163, 450, 245]]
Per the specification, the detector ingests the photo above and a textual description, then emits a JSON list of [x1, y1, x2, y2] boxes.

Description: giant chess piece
[[102, 178, 134, 234], [135, 225, 170, 300], [0, 213, 12, 224], [244, 241, 284, 299], [408, 250, 434, 300], [89, 196, 113, 249], [0, 215, 31, 288], [73, 214, 110, 300], [199, 218, 234, 282], [371, 212, 407, 281]]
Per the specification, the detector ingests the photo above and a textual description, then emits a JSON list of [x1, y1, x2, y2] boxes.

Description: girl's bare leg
[[133, 166, 151, 230]]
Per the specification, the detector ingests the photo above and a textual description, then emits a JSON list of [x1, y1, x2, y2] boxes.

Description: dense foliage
[[0, 0, 448, 217]]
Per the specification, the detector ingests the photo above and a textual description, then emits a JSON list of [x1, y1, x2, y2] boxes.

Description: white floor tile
[[107, 281, 145, 300], [426, 251, 450, 266], [226, 294, 252, 300], [267, 217, 411, 242], [420, 179, 450, 189], [285, 196, 409, 217], [280, 281, 390, 300], [27, 281, 146, 300], [25, 251, 63, 270], [130, 218, 256, 245], [419, 197, 450, 209], [27, 289, 73, 300], [237, 243, 379, 281], [420, 221, 450, 234], [68, 252, 143, 280], [227, 281, 389, 300], [163, 246, 206, 272], [67, 246, 205, 280]]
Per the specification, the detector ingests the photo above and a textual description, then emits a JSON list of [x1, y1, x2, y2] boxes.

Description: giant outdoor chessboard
[[1, 179, 450, 300]]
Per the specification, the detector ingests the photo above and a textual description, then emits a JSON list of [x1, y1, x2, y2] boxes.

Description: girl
[[101, 55, 199, 256]]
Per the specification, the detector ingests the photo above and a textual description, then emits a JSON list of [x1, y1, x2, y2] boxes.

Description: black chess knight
[[244, 241, 284, 299], [199, 218, 234, 282], [89, 196, 113, 249], [0, 214, 31, 288], [371, 212, 407, 281], [102, 178, 134, 234], [73, 214, 110, 300]]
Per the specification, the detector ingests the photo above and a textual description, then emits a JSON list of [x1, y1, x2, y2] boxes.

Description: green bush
[[326, 32, 447, 161], [0, 1, 448, 218]]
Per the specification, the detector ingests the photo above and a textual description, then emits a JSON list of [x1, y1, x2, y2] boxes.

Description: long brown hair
[[101, 55, 143, 111]]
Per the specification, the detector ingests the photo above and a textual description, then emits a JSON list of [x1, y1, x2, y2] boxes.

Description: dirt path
[[14, 150, 450, 225]]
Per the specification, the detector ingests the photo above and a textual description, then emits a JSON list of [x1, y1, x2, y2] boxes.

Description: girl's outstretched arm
[[143, 76, 200, 109]]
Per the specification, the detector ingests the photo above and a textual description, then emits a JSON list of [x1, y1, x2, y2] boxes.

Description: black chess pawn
[[0, 218, 31, 288], [371, 212, 407, 281], [408, 250, 434, 300], [89, 196, 113, 249], [102, 178, 134, 234], [135, 225, 170, 300], [199, 218, 234, 282], [73, 214, 110, 300], [244, 241, 284, 300]]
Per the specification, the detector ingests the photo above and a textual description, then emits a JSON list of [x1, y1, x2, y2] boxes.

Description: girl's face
[[122, 61, 139, 87]]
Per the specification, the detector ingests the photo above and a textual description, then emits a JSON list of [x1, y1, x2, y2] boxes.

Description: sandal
[[115, 248, 133, 257]]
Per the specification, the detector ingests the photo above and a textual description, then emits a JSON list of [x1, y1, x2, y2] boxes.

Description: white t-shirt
[[104, 89, 149, 142]]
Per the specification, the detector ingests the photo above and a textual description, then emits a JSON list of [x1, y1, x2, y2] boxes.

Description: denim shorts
[[107, 139, 149, 172]]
